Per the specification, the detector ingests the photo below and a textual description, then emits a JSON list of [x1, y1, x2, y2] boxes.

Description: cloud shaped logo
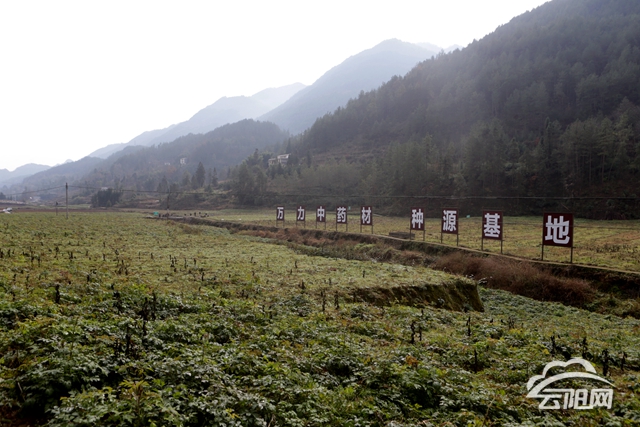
[[526, 358, 613, 410]]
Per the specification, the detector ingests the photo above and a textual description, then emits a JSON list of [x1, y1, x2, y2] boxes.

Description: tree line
[[229, 0, 640, 218]]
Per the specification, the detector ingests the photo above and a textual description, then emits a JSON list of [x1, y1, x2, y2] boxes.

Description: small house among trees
[[268, 154, 290, 167]]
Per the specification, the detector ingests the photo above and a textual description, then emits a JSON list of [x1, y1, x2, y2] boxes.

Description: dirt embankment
[[352, 279, 484, 312], [182, 218, 640, 317], [177, 218, 480, 312]]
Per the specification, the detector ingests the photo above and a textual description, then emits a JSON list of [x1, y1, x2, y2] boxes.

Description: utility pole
[[65, 183, 68, 219]]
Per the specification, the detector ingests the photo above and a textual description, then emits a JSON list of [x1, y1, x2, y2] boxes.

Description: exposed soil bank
[[179, 218, 640, 317], [196, 219, 638, 283], [180, 218, 482, 312], [176, 218, 484, 311], [352, 280, 484, 312]]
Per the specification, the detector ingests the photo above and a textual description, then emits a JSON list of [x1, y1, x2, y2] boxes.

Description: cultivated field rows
[[0, 212, 638, 425]]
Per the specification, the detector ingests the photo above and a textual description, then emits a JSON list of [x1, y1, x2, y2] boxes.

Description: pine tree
[[211, 168, 218, 187], [157, 176, 169, 193], [195, 162, 206, 188]]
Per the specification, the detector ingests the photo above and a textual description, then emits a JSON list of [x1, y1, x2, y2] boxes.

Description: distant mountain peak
[[415, 42, 462, 54], [415, 41, 442, 52], [0, 163, 51, 186], [259, 39, 440, 134], [251, 83, 306, 110], [88, 83, 306, 159], [444, 44, 463, 52]]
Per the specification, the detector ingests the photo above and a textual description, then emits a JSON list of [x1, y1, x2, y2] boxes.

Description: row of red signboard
[[276, 206, 574, 248]]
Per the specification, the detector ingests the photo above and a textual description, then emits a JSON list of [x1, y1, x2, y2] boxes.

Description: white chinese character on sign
[[361, 206, 371, 225], [317, 206, 325, 222], [573, 388, 590, 409], [297, 206, 305, 221], [442, 210, 457, 232], [591, 389, 613, 409], [484, 212, 501, 238], [545, 215, 570, 244], [276, 206, 284, 220], [537, 388, 568, 410], [411, 209, 424, 230], [336, 207, 347, 223]]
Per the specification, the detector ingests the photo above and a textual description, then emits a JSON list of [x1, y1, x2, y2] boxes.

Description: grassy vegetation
[[0, 212, 638, 426], [204, 208, 640, 271], [223, 221, 640, 320]]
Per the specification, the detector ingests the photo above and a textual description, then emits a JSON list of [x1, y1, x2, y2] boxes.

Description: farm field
[[204, 208, 640, 272], [0, 212, 639, 426]]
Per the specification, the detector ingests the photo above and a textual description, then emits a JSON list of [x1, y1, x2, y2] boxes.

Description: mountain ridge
[[88, 83, 305, 160], [143, 82, 305, 147], [0, 163, 50, 187], [258, 39, 440, 134], [229, 0, 640, 219], [10, 39, 453, 194]]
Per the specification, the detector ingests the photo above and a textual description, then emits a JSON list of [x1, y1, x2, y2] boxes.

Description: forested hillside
[[0, 164, 50, 188], [88, 83, 304, 160], [143, 83, 304, 147], [236, 0, 640, 218], [81, 119, 289, 193], [259, 39, 437, 134], [24, 157, 106, 189]]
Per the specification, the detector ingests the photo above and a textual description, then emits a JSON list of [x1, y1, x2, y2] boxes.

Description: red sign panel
[[361, 206, 372, 226], [482, 210, 503, 240], [542, 213, 573, 248], [276, 206, 284, 221], [296, 206, 305, 222], [336, 206, 347, 224], [441, 209, 458, 235], [316, 206, 326, 223], [411, 207, 425, 231]]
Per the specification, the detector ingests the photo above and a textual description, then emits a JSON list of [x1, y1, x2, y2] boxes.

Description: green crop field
[[202, 208, 640, 272], [0, 212, 638, 426]]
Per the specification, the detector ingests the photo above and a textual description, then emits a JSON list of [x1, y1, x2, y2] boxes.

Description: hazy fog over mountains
[[259, 39, 440, 134], [143, 83, 306, 146], [0, 164, 50, 187], [89, 83, 306, 159], [23, 157, 105, 187], [261, 0, 640, 219], [90, 39, 441, 159], [416, 42, 463, 53], [5, 39, 453, 189], [88, 128, 174, 159]]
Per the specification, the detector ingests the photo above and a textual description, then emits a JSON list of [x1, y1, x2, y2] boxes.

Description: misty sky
[[0, 0, 549, 172]]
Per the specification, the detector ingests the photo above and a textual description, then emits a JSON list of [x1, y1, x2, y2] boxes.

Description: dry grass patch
[[432, 252, 596, 307]]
